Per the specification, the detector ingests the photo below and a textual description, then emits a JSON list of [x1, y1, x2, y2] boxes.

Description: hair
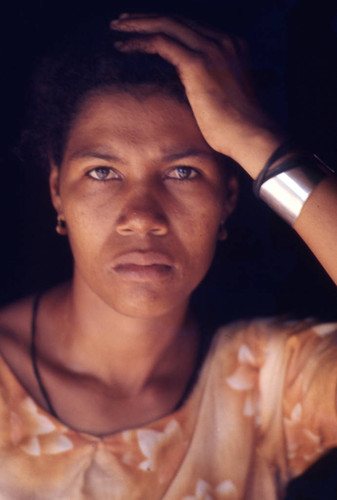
[[20, 24, 189, 173]]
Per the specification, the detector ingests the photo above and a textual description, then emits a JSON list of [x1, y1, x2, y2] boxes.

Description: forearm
[[293, 175, 337, 285], [234, 133, 337, 285]]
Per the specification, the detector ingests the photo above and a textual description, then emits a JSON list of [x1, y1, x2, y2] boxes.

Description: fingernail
[[119, 13, 130, 19], [110, 20, 119, 27], [114, 41, 124, 48]]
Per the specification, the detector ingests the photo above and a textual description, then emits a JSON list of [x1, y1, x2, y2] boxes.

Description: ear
[[222, 172, 239, 220], [49, 163, 63, 216], [217, 173, 239, 241], [218, 221, 228, 241]]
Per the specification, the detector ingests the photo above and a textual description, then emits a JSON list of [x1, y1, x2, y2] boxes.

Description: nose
[[115, 190, 169, 237]]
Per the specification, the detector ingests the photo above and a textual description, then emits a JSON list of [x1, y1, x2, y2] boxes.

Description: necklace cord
[[30, 296, 214, 421], [30, 293, 59, 418]]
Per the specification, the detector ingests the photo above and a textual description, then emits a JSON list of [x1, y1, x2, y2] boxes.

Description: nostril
[[115, 208, 168, 236]]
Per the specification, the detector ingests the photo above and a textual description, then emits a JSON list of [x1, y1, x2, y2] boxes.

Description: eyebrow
[[68, 148, 215, 163], [161, 148, 216, 162], [68, 150, 123, 163]]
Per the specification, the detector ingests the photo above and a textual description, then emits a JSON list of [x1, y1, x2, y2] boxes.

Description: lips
[[112, 251, 174, 281], [113, 251, 173, 267]]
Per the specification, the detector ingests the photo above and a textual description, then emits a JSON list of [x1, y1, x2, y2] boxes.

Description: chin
[[105, 286, 190, 320]]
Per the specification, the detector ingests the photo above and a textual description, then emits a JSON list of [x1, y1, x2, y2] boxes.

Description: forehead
[[64, 89, 215, 161]]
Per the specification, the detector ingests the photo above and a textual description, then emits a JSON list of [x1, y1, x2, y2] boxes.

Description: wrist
[[222, 127, 284, 178], [253, 142, 332, 226]]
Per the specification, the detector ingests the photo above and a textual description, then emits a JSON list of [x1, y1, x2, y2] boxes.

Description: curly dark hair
[[20, 24, 188, 173]]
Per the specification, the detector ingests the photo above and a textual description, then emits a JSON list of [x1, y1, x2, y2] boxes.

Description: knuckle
[[206, 39, 223, 57], [161, 15, 173, 25], [220, 34, 231, 44], [154, 15, 176, 30], [181, 50, 203, 70], [153, 33, 168, 45], [189, 51, 213, 73], [189, 50, 204, 64], [221, 34, 249, 57]]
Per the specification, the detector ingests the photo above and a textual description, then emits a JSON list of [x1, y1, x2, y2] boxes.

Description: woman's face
[[50, 89, 237, 318]]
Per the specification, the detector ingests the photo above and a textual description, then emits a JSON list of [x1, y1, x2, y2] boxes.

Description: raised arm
[[110, 14, 337, 284]]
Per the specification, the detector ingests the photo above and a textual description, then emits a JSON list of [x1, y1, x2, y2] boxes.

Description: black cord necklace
[[30, 293, 58, 418], [30, 294, 214, 420]]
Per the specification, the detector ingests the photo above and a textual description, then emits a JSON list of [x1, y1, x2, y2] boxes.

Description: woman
[[0, 14, 336, 499]]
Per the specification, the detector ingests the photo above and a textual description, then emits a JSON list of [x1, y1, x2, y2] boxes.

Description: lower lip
[[113, 264, 173, 281]]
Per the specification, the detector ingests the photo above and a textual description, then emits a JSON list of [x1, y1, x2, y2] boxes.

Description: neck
[[45, 278, 197, 395]]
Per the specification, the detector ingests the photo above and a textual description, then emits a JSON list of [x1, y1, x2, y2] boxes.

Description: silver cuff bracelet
[[259, 164, 326, 226]]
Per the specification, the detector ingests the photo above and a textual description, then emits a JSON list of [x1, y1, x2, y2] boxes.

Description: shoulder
[[209, 317, 337, 434], [213, 316, 337, 353], [211, 315, 337, 398], [0, 295, 36, 356], [0, 285, 68, 404], [0, 295, 38, 387], [0, 283, 69, 357], [0, 284, 66, 382], [209, 316, 337, 384]]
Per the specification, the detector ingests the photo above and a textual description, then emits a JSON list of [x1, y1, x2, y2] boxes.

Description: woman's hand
[[110, 13, 283, 178]]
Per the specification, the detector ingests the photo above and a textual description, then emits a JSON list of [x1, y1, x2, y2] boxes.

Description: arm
[[110, 14, 337, 283], [231, 131, 337, 285], [293, 175, 337, 284]]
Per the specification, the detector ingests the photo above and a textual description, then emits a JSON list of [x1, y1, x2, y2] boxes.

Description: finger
[[114, 12, 226, 41], [113, 33, 201, 71], [110, 15, 222, 54], [175, 17, 230, 43], [112, 12, 243, 50], [110, 14, 249, 69], [221, 34, 249, 61], [116, 12, 163, 20], [111, 15, 252, 97]]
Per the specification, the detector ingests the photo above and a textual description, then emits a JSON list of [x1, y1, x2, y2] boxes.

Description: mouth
[[111, 251, 174, 281], [113, 263, 172, 281]]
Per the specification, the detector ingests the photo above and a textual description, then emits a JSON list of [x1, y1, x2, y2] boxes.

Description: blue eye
[[166, 167, 199, 180], [87, 167, 120, 181]]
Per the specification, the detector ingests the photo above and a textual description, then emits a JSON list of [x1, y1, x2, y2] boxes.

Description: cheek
[[174, 190, 224, 272], [60, 190, 116, 262], [175, 183, 225, 237]]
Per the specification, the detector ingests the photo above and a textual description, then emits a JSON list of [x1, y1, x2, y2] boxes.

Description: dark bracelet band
[[253, 140, 295, 197]]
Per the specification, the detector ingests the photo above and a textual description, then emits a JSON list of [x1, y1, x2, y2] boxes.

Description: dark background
[[0, 0, 337, 321]]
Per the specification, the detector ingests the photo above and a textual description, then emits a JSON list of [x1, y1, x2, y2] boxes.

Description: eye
[[165, 166, 199, 180], [87, 167, 121, 181]]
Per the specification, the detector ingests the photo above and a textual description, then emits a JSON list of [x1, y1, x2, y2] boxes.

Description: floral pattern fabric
[[0, 318, 336, 499]]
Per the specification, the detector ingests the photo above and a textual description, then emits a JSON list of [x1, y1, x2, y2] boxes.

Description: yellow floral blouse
[[0, 318, 337, 499]]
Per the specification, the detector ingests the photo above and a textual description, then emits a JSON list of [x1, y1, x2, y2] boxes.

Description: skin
[[0, 13, 336, 436], [50, 90, 236, 320], [0, 90, 237, 435], [109, 14, 337, 284]]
